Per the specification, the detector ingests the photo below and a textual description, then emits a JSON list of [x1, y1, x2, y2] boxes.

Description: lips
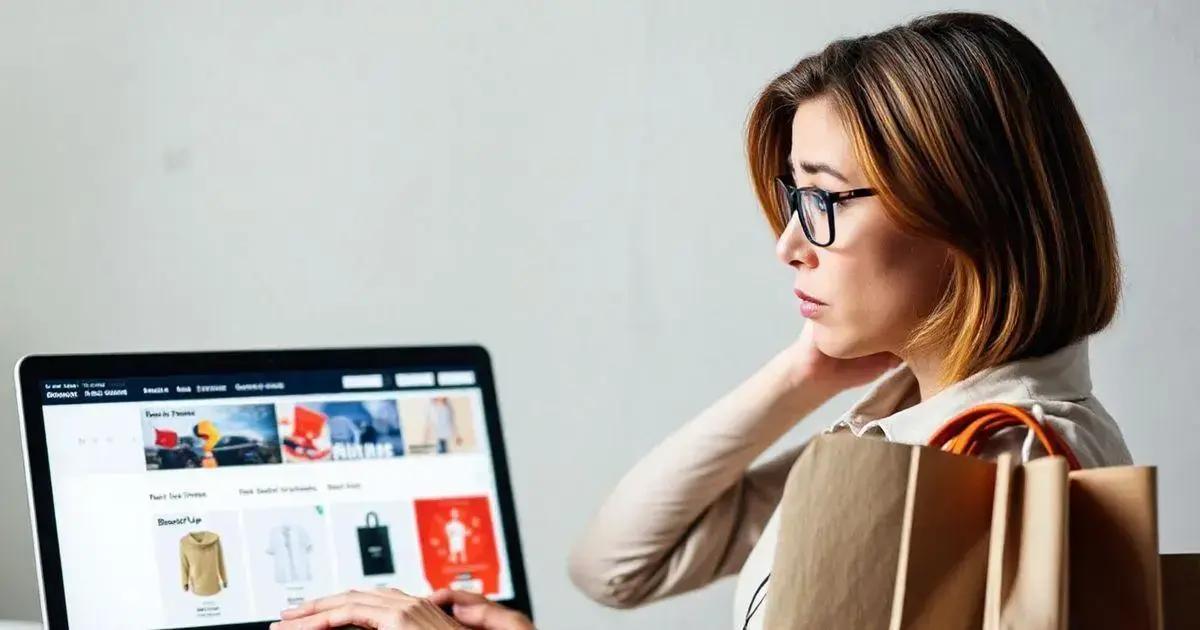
[[794, 289, 827, 306]]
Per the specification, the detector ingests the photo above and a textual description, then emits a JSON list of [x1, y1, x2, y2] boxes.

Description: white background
[[1, 1, 1198, 628]]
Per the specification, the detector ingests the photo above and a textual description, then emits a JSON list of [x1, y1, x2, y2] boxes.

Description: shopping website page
[[35, 368, 514, 629]]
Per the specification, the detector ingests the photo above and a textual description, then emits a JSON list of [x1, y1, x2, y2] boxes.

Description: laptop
[[15, 345, 531, 629]]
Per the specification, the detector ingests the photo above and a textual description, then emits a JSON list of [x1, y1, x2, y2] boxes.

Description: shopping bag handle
[[927, 402, 1081, 471]]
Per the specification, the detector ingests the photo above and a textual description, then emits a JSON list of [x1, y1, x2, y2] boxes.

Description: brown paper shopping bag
[[766, 402, 1166, 629], [764, 433, 997, 629], [979, 464, 1163, 630], [981, 456, 1070, 630], [1068, 467, 1162, 630], [932, 403, 1164, 630]]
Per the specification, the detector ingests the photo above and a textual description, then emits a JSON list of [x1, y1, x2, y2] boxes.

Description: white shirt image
[[266, 524, 313, 583]]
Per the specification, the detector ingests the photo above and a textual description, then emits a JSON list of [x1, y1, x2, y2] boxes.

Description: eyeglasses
[[773, 176, 878, 247]]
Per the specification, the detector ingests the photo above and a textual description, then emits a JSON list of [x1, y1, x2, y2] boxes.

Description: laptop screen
[[34, 365, 517, 629]]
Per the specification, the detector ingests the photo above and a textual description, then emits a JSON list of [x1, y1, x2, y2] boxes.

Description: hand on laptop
[[271, 587, 534, 630], [428, 589, 535, 630], [272, 588, 459, 630]]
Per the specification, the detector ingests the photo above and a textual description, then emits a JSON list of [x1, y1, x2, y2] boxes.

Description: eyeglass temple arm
[[828, 187, 877, 202]]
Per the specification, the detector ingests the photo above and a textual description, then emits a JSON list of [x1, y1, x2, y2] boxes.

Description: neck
[[901, 347, 949, 402]]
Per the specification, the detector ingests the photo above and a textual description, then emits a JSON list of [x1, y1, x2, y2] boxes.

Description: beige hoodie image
[[180, 531, 228, 596]]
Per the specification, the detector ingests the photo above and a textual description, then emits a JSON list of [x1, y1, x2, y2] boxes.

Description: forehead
[[788, 96, 857, 176]]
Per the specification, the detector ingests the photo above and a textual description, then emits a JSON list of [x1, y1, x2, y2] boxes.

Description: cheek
[[876, 232, 947, 311], [821, 225, 948, 352]]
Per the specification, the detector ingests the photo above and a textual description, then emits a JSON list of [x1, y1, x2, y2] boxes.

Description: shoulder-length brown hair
[[746, 11, 1121, 385]]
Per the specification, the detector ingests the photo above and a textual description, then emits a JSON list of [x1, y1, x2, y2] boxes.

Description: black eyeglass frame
[[774, 176, 878, 247]]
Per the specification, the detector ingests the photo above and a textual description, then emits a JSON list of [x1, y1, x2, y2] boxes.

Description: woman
[[273, 11, 1131, 630]]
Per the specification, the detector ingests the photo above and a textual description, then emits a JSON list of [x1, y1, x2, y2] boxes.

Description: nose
[[775, 215, 818, 269]]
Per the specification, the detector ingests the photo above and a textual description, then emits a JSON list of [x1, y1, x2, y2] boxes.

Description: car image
[[211, 434, 280, 466]]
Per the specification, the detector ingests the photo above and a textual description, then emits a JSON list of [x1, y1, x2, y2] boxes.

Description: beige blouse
[[179, 531, 228, 597], [567, 339, 1132, 629]]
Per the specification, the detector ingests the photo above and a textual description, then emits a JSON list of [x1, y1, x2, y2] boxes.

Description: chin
[[812, 323, 877, 359]]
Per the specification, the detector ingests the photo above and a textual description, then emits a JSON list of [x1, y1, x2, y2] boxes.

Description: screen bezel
[[16, 345, 532, 629]]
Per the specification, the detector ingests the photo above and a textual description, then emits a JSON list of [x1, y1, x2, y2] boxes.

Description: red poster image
[[413, 497, 500, 595]]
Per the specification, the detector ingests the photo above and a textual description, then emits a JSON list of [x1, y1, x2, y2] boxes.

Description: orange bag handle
[[927, 402, 1081, 471]]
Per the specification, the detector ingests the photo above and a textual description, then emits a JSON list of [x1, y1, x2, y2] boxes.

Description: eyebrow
[[788, 157, 850, 184]]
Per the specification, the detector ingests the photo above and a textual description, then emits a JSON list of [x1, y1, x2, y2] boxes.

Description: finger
[[280, 590, 383, 619], [452, 600, 523, 628], [274, 603, 393, 630], [452, 602, 509, 628], [434, 589, 490, 608], [426, 588, 457, 607]]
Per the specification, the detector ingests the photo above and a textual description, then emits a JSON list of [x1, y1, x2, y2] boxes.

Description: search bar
[[341, 374, 384, 389], [395, 372, 436, 388], [436, 371, 476, 386]]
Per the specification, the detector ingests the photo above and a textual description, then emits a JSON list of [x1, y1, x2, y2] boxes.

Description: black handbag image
[[357, 511, 395, 576]]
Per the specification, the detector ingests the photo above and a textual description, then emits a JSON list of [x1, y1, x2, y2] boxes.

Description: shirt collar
[[826, 338, 1094, 444]]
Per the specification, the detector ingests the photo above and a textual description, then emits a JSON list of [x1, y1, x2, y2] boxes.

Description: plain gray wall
[[1, 1, 1197, 627]]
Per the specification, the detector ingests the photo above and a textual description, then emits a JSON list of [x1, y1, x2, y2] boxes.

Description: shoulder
[[977, 396, 1132, 468]]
